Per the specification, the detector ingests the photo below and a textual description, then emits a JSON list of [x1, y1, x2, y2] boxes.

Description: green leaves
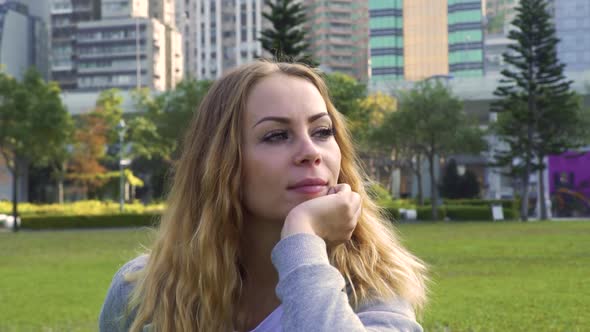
[[0, 68, 73, 171], [259, 0, 315, 65]]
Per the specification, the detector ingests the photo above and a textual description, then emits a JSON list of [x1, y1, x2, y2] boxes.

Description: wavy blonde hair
[[127, 61, 427, 332]]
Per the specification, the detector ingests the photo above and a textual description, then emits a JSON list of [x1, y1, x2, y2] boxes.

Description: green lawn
[[0, 221, 589, 331]]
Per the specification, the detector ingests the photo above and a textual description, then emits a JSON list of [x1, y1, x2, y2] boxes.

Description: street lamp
[[117, 119, 127, 213]]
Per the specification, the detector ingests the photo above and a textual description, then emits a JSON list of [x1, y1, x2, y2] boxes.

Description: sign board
[[492, 205, 504, 221]]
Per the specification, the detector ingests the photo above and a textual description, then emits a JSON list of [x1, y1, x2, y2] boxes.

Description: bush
[[445, 205, 491, 221], [416, 206, 446, 221], [0, 200, 165, 216], [444, 199, 515, 210], [367, 183, 392, 202], [381, 205, 400, 221], [21, 213, 161, 230]]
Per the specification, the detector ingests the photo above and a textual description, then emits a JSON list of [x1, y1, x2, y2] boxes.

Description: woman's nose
[[294, 136, 321, 166]]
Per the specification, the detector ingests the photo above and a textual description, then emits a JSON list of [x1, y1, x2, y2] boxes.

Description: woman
[[99, 61, 427, 332]]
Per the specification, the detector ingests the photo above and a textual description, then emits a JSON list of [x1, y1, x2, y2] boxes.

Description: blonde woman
[[99, 61, 427, 332]]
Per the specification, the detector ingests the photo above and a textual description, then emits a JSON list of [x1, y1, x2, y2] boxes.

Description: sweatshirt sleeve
[[98, 255, 147, 332], [271, 233, 423, 332]]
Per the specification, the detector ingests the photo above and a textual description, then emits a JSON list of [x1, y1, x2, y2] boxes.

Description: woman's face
[[241, 73, 342, 223]]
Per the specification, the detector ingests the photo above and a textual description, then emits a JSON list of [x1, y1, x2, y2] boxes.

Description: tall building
[[0, 0, 50, 80], [554, 0, 590, 72], [50, 0, 101, 90], [150, 0, 175, 27], [369, 0, 484, 81], [50, 0, 182, 91], [177, 0, 266, 80], [304, 0, 369, 82]]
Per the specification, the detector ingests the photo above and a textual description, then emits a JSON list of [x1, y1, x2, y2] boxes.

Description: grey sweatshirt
[[99, 233, 423, 331]]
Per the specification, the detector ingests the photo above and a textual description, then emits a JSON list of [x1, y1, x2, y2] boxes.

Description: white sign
[[492, 205, 504, 221]]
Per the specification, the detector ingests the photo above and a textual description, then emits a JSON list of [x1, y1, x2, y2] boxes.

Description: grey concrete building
[[0, 0, 50, 80], [50, 0, 182, 91], [177, 0, 268, 80], [50, 0, 101, 90], [554, 0, 590, 72]]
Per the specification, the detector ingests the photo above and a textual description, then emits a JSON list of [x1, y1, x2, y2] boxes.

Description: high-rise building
[[554, 0, 590, 72], [76, 18, 183, 91], [304, 0, 369, 82], [369, 0, 484, 81], [150, 0, 175, 27], [50, 0, 101, 90], [177, 0, 266, 80], [0, 0, 50, 80], [50, 0, 182, 91]]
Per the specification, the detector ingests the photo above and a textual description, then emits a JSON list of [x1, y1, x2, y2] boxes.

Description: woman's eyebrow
[[252, 112, 329, 128]]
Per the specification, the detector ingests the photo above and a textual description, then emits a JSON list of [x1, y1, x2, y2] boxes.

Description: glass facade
[[403, 0, 448, 81], [369, 0, 484, 82], [369, 0, 403, 81], [447, 0, 484, 77]]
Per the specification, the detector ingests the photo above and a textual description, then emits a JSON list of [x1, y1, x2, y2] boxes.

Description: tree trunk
[[57, 161, 65, 204], [414, 155, 424, 205], [538, 155, 548, 220], [57, 179, 64, 204], [428, 152, 439, 220], [520, 165, 530, 222], [11, 160, 19, 232]]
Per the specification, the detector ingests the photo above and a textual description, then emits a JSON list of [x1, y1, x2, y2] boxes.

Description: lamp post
[[117, 119, 127, 213]]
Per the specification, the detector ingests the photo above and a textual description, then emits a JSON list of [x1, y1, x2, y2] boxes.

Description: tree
[[440, 159, 481, 199], [460, 170, 481, 199], [440, 159, 461, 199], [67, 108, 109, 198], [130, 79, 213, 162], [324, 73, 367, 140], [375, 80, 487, 219], [259, 0, 315, 65], [491, 0, 589, 221], [128, 79, 212, 200], [0, 68, 72, 231]]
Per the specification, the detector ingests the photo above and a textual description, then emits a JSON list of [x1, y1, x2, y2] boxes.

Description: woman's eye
[[314, 127, 335, 139], [263, 131, 289, 143]]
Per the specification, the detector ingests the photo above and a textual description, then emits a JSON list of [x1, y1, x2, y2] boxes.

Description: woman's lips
[[288, 185, 327, 194]]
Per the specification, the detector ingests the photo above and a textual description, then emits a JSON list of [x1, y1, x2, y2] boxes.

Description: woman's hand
[[281, 183, 361, 246]]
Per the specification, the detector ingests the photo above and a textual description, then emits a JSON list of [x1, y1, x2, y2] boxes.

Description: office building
[[304, 0, 369, 81], [50, 0, 101, 90], [553, 0, 590, 72], [0, 0, 50, 80], [50, 0, 182, 91], [177, 0, 266, 80], [369, 0, 484, 81]]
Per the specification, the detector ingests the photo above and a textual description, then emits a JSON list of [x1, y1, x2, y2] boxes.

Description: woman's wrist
[[281, 211, 316, 239]]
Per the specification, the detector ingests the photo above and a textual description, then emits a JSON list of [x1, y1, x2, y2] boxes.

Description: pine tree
[[491, 0, 589, 221], [259, 0, 315, 65]]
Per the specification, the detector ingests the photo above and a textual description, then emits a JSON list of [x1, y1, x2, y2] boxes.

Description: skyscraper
[[369, 0, 484, 81], [177, 0, 266, 80], [553, 0, 590, 72], [0, 0, 50, 80], [50, 0, 182, 91], [50, 0, 101, 90], [304, 0, 369, 82]]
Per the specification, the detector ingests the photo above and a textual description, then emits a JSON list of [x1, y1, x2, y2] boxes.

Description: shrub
[[0, 200, 165, 216], [445, 205, 492, 221], [416, 206, 446, 221], [367, 183, 393, 202], [21, 214, 161, 230]]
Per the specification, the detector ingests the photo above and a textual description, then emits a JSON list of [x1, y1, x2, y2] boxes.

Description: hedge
[[21, 213, 161, 230], [416, 206, 447, 221]]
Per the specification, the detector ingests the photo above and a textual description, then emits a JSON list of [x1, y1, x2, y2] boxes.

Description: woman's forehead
[[244, 74, 328, 123]]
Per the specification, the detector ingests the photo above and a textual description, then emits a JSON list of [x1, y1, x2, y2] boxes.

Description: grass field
[[0, 221, 589, 331]]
